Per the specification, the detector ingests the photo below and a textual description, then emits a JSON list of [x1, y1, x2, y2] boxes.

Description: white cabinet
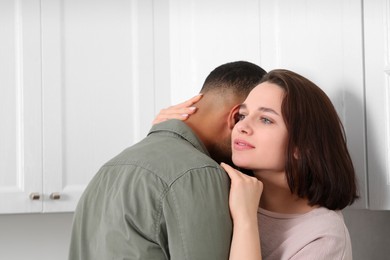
[[40, 0, 157, 212], [160, 0, 263, 105], [364, 0, 390, 209], [0, 0, 157, 213], [258, 0, 368, 209], [1, 0, 389, 213], [0, 0, 43, 213]]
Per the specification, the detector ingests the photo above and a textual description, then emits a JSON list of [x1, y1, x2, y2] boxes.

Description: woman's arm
[[221, 163, 263, 260], [152, 94, 203, 124]]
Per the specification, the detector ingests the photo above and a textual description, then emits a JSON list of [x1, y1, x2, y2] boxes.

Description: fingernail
[[181, 114, 189, 117], [189, 107, 196, 111]]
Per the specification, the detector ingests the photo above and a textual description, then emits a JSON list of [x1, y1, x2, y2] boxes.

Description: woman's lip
[[233, 139, 255, 150]]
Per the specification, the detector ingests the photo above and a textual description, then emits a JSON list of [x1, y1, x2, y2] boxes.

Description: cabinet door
[[364, 0, 390, 210], [259, 0, 367, 209], [41, 0, 155, 212], [0, 0, 43, 214], [158, 0, 262, 107]]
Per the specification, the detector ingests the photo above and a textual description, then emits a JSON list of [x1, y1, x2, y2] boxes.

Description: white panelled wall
[[0, 0, 389, 259]]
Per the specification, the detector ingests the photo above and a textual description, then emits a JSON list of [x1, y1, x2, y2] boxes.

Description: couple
[[69, 61, 358, 259]]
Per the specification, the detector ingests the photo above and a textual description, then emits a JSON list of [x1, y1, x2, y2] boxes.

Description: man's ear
[[227, 104, 241, 130]]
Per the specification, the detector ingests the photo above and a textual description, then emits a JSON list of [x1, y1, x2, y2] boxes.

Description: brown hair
[[260, 69, 358, 210]]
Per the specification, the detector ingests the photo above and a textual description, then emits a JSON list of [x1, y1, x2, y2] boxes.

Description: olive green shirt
[[69, 119, 233, 260]]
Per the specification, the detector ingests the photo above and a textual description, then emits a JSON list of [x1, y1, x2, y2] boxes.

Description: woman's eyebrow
[[259, 107, 280, 116], [239, 104, 280, 116]]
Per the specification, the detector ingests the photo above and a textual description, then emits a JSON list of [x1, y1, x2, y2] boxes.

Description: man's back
[[69, 120, 232, 260]]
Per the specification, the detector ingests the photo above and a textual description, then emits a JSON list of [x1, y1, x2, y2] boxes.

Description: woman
[[155, 69, 358, 259]]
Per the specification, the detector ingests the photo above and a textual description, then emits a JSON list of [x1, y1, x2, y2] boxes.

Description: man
[[69, 61, 266, 259]]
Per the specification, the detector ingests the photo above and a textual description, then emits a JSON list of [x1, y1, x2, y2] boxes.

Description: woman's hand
[[221, 163, 263, 223], [152, 94, 203, 125], [221, 162, 263, 260]]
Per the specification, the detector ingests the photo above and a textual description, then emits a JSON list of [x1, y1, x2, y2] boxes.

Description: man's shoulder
[[101, 135, 223, 185]]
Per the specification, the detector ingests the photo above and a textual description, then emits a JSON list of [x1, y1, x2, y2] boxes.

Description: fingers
[[221, 163, 263, 190], [175, 93, 203, 108], [220, 162, 240, 180], [152, 108, 195, 124], [221, 163, 263, 220], [221, 163, 263, 224], [152, 94, 203, 125]]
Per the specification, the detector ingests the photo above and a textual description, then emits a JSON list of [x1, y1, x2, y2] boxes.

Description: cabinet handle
[[50, 192, 61, 200], [29, 193, 40, 200]]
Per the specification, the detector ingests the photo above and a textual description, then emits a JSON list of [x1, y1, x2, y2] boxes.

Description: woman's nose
[[236, 121, 252, 135]]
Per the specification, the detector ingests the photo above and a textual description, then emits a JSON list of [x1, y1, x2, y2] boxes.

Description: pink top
[[258, 207, 352, 260]]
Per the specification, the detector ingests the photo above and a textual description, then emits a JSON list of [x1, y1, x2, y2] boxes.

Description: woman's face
[[232, 82, 288, 173]]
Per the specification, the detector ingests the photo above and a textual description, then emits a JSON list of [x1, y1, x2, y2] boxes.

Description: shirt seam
[[169, 185, 189, 260], [154, 165, 223, 259]]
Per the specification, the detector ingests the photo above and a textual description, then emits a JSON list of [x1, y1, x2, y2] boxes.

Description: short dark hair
[[261, 69, 359, 210], [200, 61, 267, 98]]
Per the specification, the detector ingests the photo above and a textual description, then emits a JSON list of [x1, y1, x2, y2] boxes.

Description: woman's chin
[[232, 157, 251, 169]]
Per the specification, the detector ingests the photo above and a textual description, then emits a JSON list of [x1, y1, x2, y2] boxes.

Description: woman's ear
[[227, 104, 241, 130]]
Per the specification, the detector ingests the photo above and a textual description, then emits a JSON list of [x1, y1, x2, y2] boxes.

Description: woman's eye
[[261, 117, 272, 124], [235, 113, 245, 122]]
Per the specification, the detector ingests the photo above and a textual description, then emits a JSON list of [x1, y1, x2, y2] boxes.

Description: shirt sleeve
[[157, 167, 233, 260]]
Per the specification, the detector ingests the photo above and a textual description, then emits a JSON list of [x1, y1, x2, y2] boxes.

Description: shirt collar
[[148, 119, 210, 157]]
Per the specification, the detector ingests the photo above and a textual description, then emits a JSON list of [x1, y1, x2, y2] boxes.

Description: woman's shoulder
[[305, 207, 347, 229], [258, 207, 352, 259], [259, 207, 348, 236]]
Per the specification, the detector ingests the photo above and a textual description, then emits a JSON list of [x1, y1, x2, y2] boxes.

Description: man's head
[[200, 61, 266, 98], [186, 61, 267, 164]]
